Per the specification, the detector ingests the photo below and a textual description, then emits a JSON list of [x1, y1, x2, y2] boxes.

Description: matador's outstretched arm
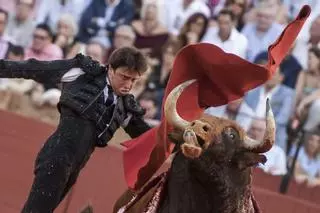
[[0, 54, 103, 84]]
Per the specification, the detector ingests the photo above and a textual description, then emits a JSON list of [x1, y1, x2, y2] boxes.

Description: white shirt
[[201, 27, 248, 59], [164, 0, 210, 35], [255, 86, 279, 119], [36, 0, 88, 31], [259, 145, 287, 175]]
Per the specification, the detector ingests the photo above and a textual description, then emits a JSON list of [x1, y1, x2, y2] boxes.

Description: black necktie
[[105, 85, 114, 106]]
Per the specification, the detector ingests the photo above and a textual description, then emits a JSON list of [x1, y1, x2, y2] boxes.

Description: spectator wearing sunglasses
[[25, 23, 63, 61]]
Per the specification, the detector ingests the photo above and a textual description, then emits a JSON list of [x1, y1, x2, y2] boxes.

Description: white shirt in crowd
[[36, 0, 88, 31], [201, 27, 248, 59], [255, 86, 279, 119], [163, 0, 210, 36], [259, 144, 287, 176]]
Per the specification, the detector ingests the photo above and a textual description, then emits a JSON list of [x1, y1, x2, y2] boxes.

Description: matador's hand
[[75, 54, 104, 76]]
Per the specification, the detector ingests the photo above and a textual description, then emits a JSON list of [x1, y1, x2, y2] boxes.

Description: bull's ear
[[233, 152, 267, 170]]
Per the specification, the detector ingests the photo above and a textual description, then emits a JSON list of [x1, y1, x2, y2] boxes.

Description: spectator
[[54, 13, 82, 59], [132, 0, 169, 65], [138, 90, 160, 127], [248, 118, 287, 176], [25, 23, 63, 61], [85, 40, 107, 64], [163, 0, 210, 36], [35, 0, 88, 32], [289, 130, 320, 188], [177, 12, 208, 48], [148, 39, 180, 90], [6, 0, 35, 48], [205, 98, 255, 132], [292, 15, 320, 70], [245, 0, 289, 25], [0, 8, 11, 59], [241, 2, 283, 62], [202, 9, 248, 58], [254, 44, 302, 89], [245, 64, 295, 151], [292, 47, 320, 133], [106, 25, 136, 59], [283, 0, 320, 22], [25, 24, 63, 92], [225, 0, 247, 31], [78, 0, 135, 44]]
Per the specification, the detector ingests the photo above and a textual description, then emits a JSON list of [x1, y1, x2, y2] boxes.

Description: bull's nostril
[[203, 126, 209, 132]]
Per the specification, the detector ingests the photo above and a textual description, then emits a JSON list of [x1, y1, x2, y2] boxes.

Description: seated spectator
[[225, 0, 247, 31], [205, 98, 255, 132], [254, 44, 302, 89], [292, 47, 320, 132], [241, 2, 283, 62], [25, 24, 63, 91], [163, 0, 210, 36], [245, 0, 289, 25], [77, 0, 135, 44], [54, 13, 83, 59], [248, 118, 287, 176], [148, 39, 180, 90], [6, 0, 35, 48], [245, 63, 295, 151], [138, 90, 160, 127], [177, 12, 208, 49], [292, 15, 320, 70], [0, 8, 12, 59], [85, 40, 107, 64], [131, 0, 169, 66], [289, 130, 320, 187], [106, 25, 136, 59], [130, 66, 151, 99], [35, 0, 88, 32], [202, 9, 248, 58], [25, 23, 63, 61]]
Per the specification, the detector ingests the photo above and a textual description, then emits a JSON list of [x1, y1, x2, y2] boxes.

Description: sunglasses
[[33, 34, 48, 40]]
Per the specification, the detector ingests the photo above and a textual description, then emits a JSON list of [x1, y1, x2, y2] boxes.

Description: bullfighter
[[0, 47, 151, 213]]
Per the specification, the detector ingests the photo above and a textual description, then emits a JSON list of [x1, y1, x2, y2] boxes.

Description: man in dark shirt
[[0, 46, 151, 213]]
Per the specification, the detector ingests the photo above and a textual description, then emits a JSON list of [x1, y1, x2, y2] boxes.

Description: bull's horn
[[164, 79, 196, 130], [243, 98, 276, 153]]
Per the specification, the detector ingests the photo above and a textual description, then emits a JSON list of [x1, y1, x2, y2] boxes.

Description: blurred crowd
[[0, 0, 319, 188]]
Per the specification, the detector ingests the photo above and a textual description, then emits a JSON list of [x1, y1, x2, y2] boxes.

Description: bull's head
[[165, 80, 275, 173]]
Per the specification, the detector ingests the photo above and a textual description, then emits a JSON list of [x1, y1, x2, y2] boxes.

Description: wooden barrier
[[0, 110, 320, 213]]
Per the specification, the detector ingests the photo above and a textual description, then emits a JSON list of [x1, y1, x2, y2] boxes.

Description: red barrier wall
[[1, 110, 320, 213]]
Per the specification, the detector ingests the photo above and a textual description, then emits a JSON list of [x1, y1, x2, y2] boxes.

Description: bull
[[114, 79, 276, 213]]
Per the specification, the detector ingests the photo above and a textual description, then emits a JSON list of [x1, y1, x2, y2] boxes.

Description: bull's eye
[[224, 127, 239, 141]]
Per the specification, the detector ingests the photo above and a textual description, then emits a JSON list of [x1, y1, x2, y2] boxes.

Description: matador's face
[[108, 67, 140, 96]]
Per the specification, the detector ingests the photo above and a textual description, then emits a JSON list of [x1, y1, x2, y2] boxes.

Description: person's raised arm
[[0, 54, 103, 84]]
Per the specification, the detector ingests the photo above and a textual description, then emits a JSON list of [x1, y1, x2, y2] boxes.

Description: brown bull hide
[[113, 80, 275, 213]]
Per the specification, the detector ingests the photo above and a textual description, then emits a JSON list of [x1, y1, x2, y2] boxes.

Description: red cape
[[122, 5, 311, 190]]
